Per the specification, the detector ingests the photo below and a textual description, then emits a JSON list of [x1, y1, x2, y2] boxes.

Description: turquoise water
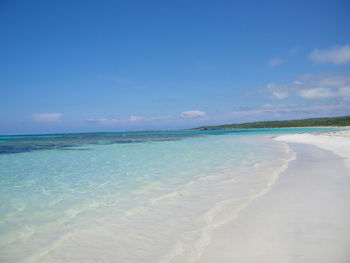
[[0, 127, 341, 262]]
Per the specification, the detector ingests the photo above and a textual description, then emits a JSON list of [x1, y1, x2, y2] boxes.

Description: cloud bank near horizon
[[31, 113, 63, 122], [85, 110, 208, 126], [266, 72, 350, 100], [180, 110, 207, 119], [232, 103, 350, 120]]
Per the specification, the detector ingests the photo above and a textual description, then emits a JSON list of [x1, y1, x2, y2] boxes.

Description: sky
[[0, 0, 350, 134]]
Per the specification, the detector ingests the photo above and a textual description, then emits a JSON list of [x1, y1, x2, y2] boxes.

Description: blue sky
[[1, 0, 350, 134]]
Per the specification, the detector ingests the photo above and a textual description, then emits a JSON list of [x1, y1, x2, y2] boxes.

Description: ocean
[[0, 127, 341, 262]]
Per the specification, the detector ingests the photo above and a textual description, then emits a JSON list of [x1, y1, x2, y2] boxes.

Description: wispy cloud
[[180, 110, 207, 119], [267, 57, 284, 67], [298, 88, 337, 99], [86, 115, 172, 125], [338, 87, 350, 98], [309, 44, 350, 65], [266, 72, 350, 100], [87, 111, 208, 126], [267, 83, 289, 99], [129, 115, 144, 122], [31, 113, 63, 122], [86, 118, 119, 125], [232, 103, 350, 119], [289, 45, 301, 56]]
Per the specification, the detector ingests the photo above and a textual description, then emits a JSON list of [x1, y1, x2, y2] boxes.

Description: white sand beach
[[275, 129, 350, 169], [196, 129, 350, 263]]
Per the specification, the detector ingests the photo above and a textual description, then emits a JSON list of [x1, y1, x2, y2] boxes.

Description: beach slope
[[196, 129, 350, 263]]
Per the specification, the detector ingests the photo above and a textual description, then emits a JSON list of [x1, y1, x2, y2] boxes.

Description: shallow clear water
[[0, 127, 341, 262]]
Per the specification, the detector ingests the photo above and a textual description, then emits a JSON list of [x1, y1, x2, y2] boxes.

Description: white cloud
[[86, 116, 144, 125], [338, 87, 350, 100], [266, 72, 350, 100], [268, 57, 284, 67], [272, 90, 289, 99], [232, 103, 350, 118], [86, 114, 173, 125], [180, 110, 207, 119], [267, 83, 289, 99], [129, 115, 144, 122], [309, 44, 350, 65], [86, 118, 119, 125], [315, 75, 348, 87], [299, 88, 337, 99], [31, 113, 63, 122]]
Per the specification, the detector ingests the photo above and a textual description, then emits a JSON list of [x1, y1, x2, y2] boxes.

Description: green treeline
[[193, 116, 350, 130]]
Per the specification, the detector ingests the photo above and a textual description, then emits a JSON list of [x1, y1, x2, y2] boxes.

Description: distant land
[[191, 116, 350, 131]]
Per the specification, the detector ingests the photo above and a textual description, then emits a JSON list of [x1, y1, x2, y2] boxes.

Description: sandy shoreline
[[275, 128, 350, 169], [196, 129, 350, 263]]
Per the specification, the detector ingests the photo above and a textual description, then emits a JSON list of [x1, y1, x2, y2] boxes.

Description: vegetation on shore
[[192, 116, 350, 130]]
